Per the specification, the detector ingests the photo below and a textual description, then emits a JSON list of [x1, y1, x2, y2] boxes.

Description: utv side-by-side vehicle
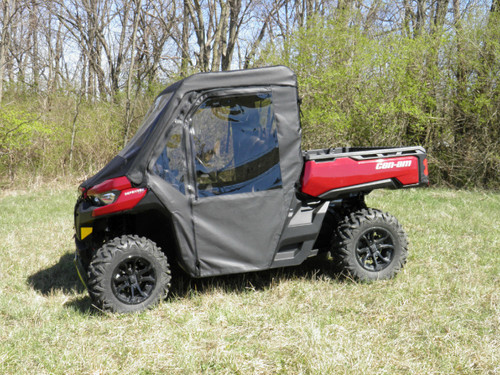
[[74, 66, 429, 313]]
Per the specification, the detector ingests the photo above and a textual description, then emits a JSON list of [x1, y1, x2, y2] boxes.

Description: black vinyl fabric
[[80, 66, 303, 277], [192, 190, 285, 276], [148, 174, 197, 274]]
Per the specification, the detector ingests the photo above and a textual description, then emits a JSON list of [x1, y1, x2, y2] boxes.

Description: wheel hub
[[128, 274, 138, 285], [356, 227, 395, 272], [111, 256, 157, 305]]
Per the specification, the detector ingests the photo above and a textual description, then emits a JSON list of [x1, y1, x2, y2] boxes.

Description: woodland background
[[0, 0, 499, 188]]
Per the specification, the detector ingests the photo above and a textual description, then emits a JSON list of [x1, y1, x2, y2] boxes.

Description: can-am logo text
[[375, 160, 412, 170]]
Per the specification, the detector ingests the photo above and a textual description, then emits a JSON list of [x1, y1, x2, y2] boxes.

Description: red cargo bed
[[301, 147, 428, 199]]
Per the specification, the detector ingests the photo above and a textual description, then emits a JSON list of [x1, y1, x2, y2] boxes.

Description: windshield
[[119, 93, 173, 160]]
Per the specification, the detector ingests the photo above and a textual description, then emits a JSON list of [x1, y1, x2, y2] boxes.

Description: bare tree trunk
[[415, 0, 425, 36], [0, 0, 15, 104], [54, 21, 63, 92], [221, 0, 240, 70], [185, 0, 209, 71], [453, 0, 464, 83], [69, 92, 83, 169], [81, 52, 88, 99], [402, 0, 413, 37], [244, 7, 275, 69], [452, 0, 466, 137], [432, 0, 449, 33], [29, 0, 40, 91], [212, 0, 229, 71], [123, 0, 142, 146], [181, 0, 190, 75], [55, 0, 113, 99], [111, 1, 131, 97], [45, 7, 54, 97]]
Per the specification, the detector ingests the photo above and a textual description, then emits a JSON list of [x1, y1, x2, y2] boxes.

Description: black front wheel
[[87, 235, 171, 313], [332, 208, 408, 281]]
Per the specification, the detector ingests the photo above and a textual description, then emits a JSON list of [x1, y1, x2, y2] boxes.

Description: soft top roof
[[159, 65, 297, 97], [81, 66, 298, 189]]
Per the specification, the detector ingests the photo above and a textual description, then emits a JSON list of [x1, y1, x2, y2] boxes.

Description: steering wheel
[[195, 155, 211, 174]]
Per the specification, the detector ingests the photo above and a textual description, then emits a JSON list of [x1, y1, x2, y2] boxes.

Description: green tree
[[0, 108, 52, 181], [260, 8, 499, 188]]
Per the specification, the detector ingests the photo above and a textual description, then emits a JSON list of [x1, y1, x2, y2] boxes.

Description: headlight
[[88, 191, 118, 206], [98, 191, 118, 205]]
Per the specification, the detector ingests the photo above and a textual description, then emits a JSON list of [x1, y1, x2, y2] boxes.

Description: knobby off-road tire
[[332, 208, 408, 281], [87, 235, 171, 313]]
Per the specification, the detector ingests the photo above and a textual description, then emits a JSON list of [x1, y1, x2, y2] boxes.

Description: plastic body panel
[[301, 146, 428, 199], [271, 200, 329, 268]]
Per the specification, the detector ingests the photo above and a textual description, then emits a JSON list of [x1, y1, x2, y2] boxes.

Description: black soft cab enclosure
[[76, 66, 303, 283], [75, 66, 427, 313]]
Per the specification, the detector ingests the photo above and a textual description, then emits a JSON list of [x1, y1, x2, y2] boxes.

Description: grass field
[[0, 186, 498, 374]]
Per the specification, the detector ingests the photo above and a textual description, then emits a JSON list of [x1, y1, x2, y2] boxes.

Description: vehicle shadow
[[27, 252, 345, 314], [27, 252, 93, 313], [28, 252, 85, 295], [168, 255, 345, 300]]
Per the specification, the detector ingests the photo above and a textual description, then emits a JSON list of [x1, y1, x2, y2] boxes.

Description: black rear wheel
[[332, 208, 408, 281], [355, 226, 396, 272], [87, 235, 171, 313]]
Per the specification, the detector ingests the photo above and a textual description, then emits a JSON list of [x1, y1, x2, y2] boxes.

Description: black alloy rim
[[355, 227, 395, 272], [111, 256, 157, 304]]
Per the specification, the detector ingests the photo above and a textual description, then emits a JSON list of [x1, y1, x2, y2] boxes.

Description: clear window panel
[[191, 93, 282, 197], [153, 122, 187, 194]]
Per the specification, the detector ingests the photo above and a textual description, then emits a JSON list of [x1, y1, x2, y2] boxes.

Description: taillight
[[423, 158, 429, 176]]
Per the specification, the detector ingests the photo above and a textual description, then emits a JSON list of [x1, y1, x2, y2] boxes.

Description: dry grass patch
[[0, 187, 498, 374]]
